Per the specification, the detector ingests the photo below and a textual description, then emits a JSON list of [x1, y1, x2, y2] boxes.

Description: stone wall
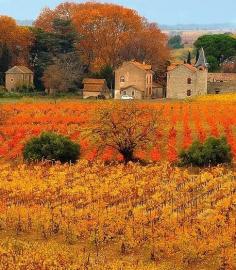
[[208, 81, 236, 94]]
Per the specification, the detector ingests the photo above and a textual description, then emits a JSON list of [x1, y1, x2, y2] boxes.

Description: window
[[120, 76, 125, 83], [11, 78, 14, 82], [123, 90, 127, 95], [132, 90, 135, 96], [187, 78, 192, 84], [187, 90, 191, 96]]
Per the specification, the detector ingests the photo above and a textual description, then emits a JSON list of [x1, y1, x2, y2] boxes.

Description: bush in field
[[23, 132, 80, 163], [179, 136, 232, 167]]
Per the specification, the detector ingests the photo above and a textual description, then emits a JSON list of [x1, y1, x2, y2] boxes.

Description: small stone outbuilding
[[5, 66, 34, 91], [83, 78, 111, 99]]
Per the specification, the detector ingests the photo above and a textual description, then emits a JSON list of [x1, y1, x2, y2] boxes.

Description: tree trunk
[[120, 148, 134, 164]]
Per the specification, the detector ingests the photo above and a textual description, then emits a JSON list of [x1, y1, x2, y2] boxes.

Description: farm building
[[166, 48, 208, 99], [5, 66, 34, 91], [114, 61, 154, 99], [83, 78, 111, 99]]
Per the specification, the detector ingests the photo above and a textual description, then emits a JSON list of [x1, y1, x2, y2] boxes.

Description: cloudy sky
[[0, 0, 235, 25]]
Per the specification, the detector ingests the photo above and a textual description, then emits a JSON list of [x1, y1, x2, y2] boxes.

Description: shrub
[[15, 84, 35, 93], [179, 136, 232, 167], [23, 132, 80, 163]]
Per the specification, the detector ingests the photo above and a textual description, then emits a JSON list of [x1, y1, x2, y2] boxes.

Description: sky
[[0, 0, 235, 25]]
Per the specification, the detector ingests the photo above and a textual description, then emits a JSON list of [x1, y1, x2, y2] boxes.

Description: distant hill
[[17, 20, 236, 32], [160, 23, 236, 31]]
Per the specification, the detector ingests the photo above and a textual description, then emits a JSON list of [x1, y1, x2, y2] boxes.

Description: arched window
[[120, 76, 125, 83], [187, 90, 191, 96], [187, 78, 192, 84]]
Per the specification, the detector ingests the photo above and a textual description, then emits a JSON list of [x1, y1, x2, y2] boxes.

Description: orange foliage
[[0, 16, 33, 65], [34, 2, 169, 72]]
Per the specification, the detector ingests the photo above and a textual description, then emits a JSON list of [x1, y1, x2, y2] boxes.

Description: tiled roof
[[208, 73, 236, 82], [6, 66, 33, 74], [83, 78, 107, 93], [83, 78, 106, 85], [167, 63, 197, 72], [121, 85, 143, 92], [130, 61, 152, 71]]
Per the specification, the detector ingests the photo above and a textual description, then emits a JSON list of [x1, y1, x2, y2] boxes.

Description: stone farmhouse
[[166, 48, 208, 99], [5, 66, 34, 91], [114, 61, 154, 99], [83, 78, 111, 99]]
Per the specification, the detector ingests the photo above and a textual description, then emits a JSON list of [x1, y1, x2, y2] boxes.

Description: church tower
[[195, 47, 208, 68], [195, 48, 208, 95]]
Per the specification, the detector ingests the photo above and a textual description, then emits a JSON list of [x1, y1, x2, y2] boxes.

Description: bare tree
[[91, 102, 162, 163], [43, 52, 83, 93]]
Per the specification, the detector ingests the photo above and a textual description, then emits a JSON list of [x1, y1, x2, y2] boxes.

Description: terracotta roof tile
[[167, 63, 197, 72], [131, 61, 152, 71], [83, 78, 108, 93], [83, 78, 106, 85]]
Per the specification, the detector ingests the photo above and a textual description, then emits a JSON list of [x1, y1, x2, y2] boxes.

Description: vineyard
[[0, 96, 235, 269], [1, 96, 236, 162], [0, 161, 234, 269]]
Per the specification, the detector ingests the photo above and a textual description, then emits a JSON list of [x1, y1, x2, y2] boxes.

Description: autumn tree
[[42, 52, 83, 93], [34, 2, 170, 73], [35, 2, 76, 32], [0, 16, 32, 82], [91, 102, 161, 163]]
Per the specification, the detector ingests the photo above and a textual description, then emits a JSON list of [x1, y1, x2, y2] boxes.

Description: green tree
[[179, 136, 232, 167], [168, 35, 184, 49], [92, 65, 114, 90], [207, 55, 219, 72], [23, 132, 80, 163], [0, 43, 11, 85], [187, 51, 191, 64], [194, 34, 236, 72], [30, 18, 81, 90]]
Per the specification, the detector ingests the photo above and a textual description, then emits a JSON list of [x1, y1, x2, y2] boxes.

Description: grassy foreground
[[0, 161, 234, 269]]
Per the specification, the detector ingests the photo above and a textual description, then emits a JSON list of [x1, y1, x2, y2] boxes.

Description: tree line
[[0, 2, 170, 92]]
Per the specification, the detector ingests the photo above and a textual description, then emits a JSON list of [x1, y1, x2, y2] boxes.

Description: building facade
[[5, 66, 34, 91], [114, 61, 154, 99], [167, 48, 208, 99]]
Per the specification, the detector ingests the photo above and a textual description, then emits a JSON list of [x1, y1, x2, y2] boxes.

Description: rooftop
[[6, 66, 33, 74], [167, 63, 198, 72]]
